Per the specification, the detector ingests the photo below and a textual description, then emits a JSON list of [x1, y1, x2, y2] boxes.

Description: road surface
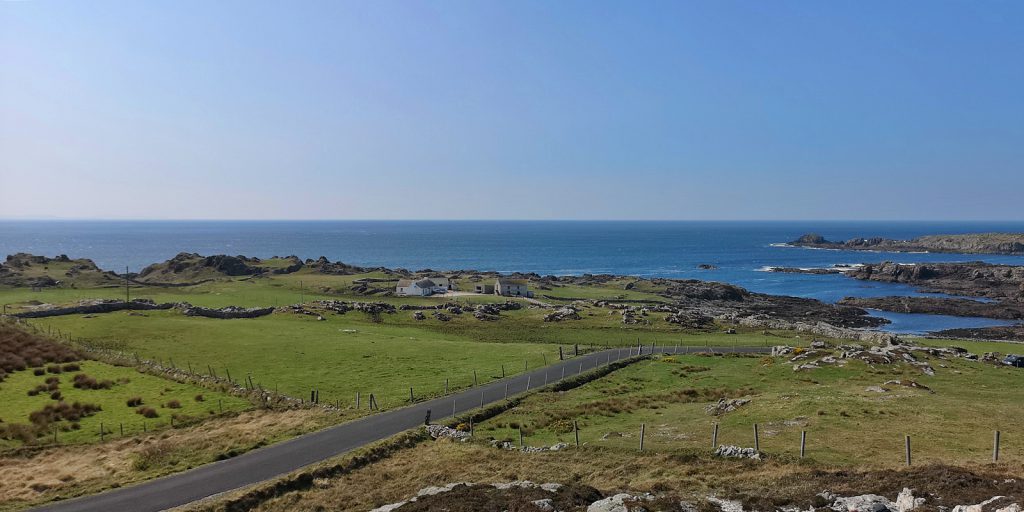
[[34, 345, 770, 512]]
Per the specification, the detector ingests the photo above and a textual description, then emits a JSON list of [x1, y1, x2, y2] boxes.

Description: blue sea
[[2, 220, 1023, 335]]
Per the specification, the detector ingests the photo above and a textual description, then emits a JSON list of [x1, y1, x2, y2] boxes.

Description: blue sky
[[2, 1, 1022, 220]]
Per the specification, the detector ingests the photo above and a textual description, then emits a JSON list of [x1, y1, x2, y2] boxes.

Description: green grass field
[[477, 351, 1024, 466], [0, 359, 250, 448]]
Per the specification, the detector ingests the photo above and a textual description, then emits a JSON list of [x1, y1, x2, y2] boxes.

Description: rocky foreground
[[788, 233, 1024, 255]]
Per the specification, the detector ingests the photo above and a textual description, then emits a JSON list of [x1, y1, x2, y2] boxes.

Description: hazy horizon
[[3, 1, 1023, 221]]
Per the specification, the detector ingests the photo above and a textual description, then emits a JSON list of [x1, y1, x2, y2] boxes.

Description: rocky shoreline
[[845, 261, 1024, 302], [787, 232, 1024, 255], [838, 296, 1024, 320]]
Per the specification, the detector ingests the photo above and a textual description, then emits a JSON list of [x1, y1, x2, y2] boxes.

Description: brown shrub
[[194, 394, 205, 402], [62, 363, 80, 372], [46, 365, 62, 374], [49, 391, 62, 400], [32, 368, 45, 376], [166, 399, 182, 409], [126, 396, 144, 407], [72, 373, 113, 390], [136, 407, 159, 418], [0, 325, 81, 382]]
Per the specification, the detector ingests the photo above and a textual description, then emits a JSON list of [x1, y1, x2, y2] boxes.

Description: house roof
[[496, 278, 528, 286], [414, 278, 436, 288], [396, 279, 413, 287]]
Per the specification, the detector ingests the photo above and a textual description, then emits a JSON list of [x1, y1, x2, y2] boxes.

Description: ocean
[[3, 220, 1023, 335]]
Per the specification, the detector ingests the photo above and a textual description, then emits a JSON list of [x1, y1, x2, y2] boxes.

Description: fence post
[[445, 378, 449, 395], [501, 364, 505, 378], [559, 346, 564, 360], [504, 382, 509, 399], [905, 435, 912, 466], [356, 392, 361, 409], [639, 423, 645, 451], [474, 370, 478, 386], [527, 375, 531, 390], [574, 420, 580, 448], [100, 422, 104, 441], [994, 431, 1001, 462], [410, 387, 414, 402], [712, 423, 719, 448], [753, 423, 760, 452], [800, 430, 807, 458], [519, 427, 524, 449], [453, 398, 457, 417]]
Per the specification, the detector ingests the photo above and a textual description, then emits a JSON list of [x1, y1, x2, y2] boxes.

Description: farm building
[[396, 278, 453, 296], [495, 278, 530, 297]]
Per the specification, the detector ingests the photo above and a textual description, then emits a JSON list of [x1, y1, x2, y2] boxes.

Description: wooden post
[[753, 423, 760, 452], [120, 423, 124, 437], [519, 427, 524, 449], [474, 370, 478, 386], [356, 392, 361, 409], [543, 354, 547, 365], [527, 375, 531, 390], [501, 364, 505, 378], [525, 359, 528, 371], [800, 430, 807, 458], [410, 387, 414, 402], [100, 422, 104, 441], [559, 346, 564, 360], [905, 435, 912, 466], [712, 423, 718, 448], [574, 420, 580, 448], [994, 430, 1001, 462], [225, 368, 232, 383], [188, 362, 193, 375], [574, 344, 579, 356], [504, 382, 508, 399], [453, 398, 457, 417], [445, 378, 449, 394], [639, 423, 645, 451]]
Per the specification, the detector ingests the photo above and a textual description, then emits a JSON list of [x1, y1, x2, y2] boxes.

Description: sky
[[1, 1, 1022, 221]]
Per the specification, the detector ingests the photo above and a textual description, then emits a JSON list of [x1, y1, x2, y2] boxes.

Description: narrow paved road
[[34, 345, 770, 512]]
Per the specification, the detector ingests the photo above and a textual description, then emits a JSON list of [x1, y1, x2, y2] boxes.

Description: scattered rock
[[706, 398, 751, 416], [713, 445, 761, 460]]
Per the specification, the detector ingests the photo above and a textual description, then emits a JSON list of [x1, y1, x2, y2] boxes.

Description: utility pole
[[125, 266, 130, 303]]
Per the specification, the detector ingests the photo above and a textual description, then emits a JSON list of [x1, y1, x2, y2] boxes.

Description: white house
[[495, 278, 530, 297], [396, 277, 454, 296]]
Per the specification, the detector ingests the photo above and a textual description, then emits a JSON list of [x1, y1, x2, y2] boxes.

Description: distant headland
[[787, 232, 1024, 255]]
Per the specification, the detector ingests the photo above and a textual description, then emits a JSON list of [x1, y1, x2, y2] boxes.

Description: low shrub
[[136, 406, 159, 418], [62, 363, 80, 372], [165, 399, 182, 409], [49, 391, 62, 400], [32, 368, 46, 376], [194, 394, 205, 402], [72, 373, 114, 390], [126, 396, 144, 407], [46, 365, 62, 374]]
